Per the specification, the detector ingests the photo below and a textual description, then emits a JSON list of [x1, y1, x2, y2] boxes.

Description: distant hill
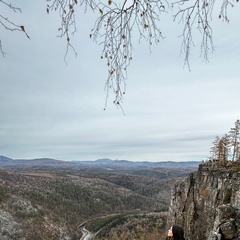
[[0, 155, 200, 171], [0, 155, 13, 162]]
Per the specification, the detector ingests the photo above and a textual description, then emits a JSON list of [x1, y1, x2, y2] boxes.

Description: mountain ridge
[[0, 155, 200, 169]]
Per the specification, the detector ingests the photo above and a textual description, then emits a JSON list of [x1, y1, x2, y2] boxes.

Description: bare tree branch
[[46, 0, 238, 106], [1, 0, 239, 106], [0, 1, 30, 53], [46, 0, 96, 61], [172, 0, 237, 69], [219, 0, 235, 22], [0, 0, 21, 13], [91, 0, 167, 107], [0, 40, 6, 57], [173, 0, 216, 69]]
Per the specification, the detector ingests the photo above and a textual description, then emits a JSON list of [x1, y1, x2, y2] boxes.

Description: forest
[[0, 162, 196, 240]]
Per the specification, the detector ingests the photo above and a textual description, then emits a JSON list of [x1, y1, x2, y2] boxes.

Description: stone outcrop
[[0, 196, 72, 240], [168, 161, 240, 240], [0, 209, 23, 240]]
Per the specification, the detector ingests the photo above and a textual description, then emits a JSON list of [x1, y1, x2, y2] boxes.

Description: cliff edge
[[168, 161, 240, 240]]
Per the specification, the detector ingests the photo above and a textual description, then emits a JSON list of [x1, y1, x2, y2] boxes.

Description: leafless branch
[[0, 0, 21, 13], [91, 0, 167, 107], [173, 0, 215, 69], [64, 40, 78, 63], [0, 14, 21, 31], [46, 0, 97, 62], [219, 0, 235, 22], [1, 0, 239, 107], [0, 40, 6, 57], [0, 1, 22, 32], [172, 0, 237, 69], [0, 1, 30, 52]]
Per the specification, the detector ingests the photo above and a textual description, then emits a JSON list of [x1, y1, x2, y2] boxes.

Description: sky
[[1, 1, 240, 162]]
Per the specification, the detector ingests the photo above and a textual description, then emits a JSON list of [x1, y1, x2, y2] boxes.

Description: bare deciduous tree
[[1, 0, 239, 106], [209, 136, 220, 161], [208, 120, 240, 162], [229, 119, 240, 161], [218, 134, 230, 163]]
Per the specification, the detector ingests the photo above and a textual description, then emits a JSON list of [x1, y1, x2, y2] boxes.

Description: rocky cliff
[[168, 161, 240, 240]]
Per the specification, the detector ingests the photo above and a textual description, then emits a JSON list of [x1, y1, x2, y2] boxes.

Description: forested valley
[[0, 158, 198, 240]]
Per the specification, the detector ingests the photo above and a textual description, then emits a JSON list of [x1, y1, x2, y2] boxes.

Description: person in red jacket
[[166, 225, 185, 240]]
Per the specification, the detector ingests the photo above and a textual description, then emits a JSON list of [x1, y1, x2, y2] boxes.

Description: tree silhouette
[[1, 0, 239, 105]]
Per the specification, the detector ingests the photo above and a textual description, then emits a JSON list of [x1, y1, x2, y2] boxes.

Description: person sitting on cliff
[[166, 225, 185, 240]]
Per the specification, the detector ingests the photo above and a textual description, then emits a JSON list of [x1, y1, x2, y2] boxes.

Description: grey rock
[[0, 209, 23, 240], [168, 161, 240, 240]]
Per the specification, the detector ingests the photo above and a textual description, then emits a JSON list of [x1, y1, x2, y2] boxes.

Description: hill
[[0, 155, 200, 171], [0, 157, 197, 240]]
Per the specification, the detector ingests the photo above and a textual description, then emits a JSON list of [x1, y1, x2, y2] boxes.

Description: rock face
[[0, 195, 72, 240], [168, 161, 240, 240], [0, 209, 23, 240]]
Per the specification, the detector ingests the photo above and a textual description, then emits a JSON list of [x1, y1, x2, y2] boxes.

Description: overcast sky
[[1, 1, 239, 162]]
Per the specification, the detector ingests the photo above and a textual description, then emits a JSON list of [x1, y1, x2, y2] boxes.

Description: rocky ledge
[[168, 161, 240, 240]]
